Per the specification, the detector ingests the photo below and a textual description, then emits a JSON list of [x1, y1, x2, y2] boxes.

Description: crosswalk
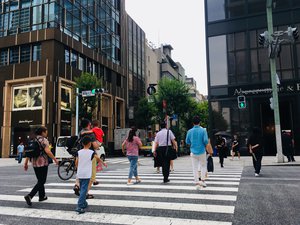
[[0, 157, 243, 225]]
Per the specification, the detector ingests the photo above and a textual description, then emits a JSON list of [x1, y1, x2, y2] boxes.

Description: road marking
[[19, 188, 237, 201], [105, 171, 243, 175], [0, 206, 232, 225], [0, 195, 235, 214], [94, 175, 241, 181], [97, 173, 241, 178], [46, 183, 239, 192], [69, 178, 240, 186]]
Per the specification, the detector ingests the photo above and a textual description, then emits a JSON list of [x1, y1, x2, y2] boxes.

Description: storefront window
[[13, 84, 43, 111], [209, 35, 228, 86]]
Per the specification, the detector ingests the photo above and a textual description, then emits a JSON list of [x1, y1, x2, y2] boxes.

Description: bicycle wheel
[[58, 160, 75, 180]]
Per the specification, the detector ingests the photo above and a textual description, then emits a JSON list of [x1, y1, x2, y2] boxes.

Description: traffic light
[[237, 95, 246, 109], [91, 88, 104, 94], [258, 31, 269, 47], [287, 27, 299, 42]]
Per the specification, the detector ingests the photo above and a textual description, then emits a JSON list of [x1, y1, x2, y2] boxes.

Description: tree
[[154, 78, 190, 121], [182, 100, 209, 131], [74, 72, 102, 120], [134, 98, 157, 129]]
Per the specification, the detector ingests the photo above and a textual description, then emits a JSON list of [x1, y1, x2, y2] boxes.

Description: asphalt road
[[0, 156, 298, 225]]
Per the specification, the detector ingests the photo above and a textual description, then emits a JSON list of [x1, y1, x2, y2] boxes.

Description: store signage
[[233, 83, 300, 96], [61, 120, 71, 124], [19, 120, 33, 124]]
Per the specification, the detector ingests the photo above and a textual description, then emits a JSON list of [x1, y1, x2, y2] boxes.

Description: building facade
[[205, 0, 300, 155], [185, 76, 206, 102], [0, 0, 127, 157], [126, 14, 146, 123]]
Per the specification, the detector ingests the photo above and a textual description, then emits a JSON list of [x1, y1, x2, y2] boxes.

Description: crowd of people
[[20, 116, 297, 214]]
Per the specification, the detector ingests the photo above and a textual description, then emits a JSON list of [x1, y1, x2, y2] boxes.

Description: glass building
[[205, 0, 300, 155], [127, 15, 145, 124], [0, 0, 127, 157]]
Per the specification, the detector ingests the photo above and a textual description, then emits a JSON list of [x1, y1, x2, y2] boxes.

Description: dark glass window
[[207, 0, 225, 22], [226, 0, 246, 18], [71, 51, 77, 68], [279, 45, 293, 70], [10, 47, 19, 64], [251, 50, 258, 73], [65, 48, 70, 64], [236, 51, 247, 75], [20, 45, 30, 63], [235, 32, 246, 50], [0, 48, 8, 66], [32, 44, 41, 61], [248, 0, 266, 14]]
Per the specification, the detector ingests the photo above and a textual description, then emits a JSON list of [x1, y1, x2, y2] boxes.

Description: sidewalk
[[229, 155, 300, 167], [0, 158, 21, 167]]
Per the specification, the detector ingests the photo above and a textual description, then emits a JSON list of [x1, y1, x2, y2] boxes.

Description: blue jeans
[[77, 179, 90, 210], [18, 152, 23, 164], [127, 156, 138, 179]]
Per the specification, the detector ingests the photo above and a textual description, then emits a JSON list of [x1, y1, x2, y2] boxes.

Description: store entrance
[[260, 100, 293, 155]]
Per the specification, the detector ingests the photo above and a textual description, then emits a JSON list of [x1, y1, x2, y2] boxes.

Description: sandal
[[86, 194, 94, 199], [93, 181, 99, 186], [73, 184, 80, 196]]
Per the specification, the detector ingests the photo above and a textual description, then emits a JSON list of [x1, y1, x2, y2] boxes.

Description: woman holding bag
[[153, 121, 178, 183], [122, 128, 143, 185]]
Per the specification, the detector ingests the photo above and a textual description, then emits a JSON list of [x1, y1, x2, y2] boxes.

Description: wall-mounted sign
[[13, 84, 43, 111], [19, 120, 33, 124], [233, 83, 300, 96]]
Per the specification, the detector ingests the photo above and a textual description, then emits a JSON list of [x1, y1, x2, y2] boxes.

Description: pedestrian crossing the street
[[0, 158, 244, 225]]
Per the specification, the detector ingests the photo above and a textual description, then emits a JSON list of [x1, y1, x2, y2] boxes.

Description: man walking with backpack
[[186, 116, 210, 189], [24, 126, 58, 206]]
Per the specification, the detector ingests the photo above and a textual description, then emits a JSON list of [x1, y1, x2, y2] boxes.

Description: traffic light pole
[[266, 0, 284, 163]]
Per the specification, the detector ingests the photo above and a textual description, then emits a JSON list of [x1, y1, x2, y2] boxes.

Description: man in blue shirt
[[186, 116, 209, 189], [17, 142, 25, 164]]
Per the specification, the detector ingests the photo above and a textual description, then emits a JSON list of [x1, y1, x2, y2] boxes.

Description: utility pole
[[75, 88, 79, 135], [266, 0, 284, 163]]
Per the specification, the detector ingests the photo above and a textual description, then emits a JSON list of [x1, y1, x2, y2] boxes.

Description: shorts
[[232, 148, 239, 153], [91, 158, 96, 182]]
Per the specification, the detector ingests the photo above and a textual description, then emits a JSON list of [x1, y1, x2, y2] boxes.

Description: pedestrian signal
[[237, 95, 246, 109]]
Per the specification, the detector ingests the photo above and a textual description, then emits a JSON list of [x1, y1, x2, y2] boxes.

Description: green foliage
[[134, 98, 157, 129], [154, 78, 190, 121], [74, 72, 102, 120], [182, 100, 209, 131]]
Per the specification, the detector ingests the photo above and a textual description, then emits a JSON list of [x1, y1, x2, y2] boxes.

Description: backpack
[[24, 137, 44, 158]]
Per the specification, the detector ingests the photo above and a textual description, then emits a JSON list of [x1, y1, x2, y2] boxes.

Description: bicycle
[[58, 156, 76, 180]]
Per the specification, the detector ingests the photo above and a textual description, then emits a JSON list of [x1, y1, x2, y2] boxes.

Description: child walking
[[75, 136, 104, 214]]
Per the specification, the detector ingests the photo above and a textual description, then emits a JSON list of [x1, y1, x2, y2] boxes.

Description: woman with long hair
[[122, 129, 143, 185]]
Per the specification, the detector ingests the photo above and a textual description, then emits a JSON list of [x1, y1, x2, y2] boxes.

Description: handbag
[[207, 156, 214, 172], [165, 129, 177, 160]]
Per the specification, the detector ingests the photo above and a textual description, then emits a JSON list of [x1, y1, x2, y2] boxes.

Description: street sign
[[81, 90, 95, 97]]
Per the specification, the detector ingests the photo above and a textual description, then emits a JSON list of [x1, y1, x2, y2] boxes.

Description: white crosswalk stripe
[[0, 157, 244, 225]]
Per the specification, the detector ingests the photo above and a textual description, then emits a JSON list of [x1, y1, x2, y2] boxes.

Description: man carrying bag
[[153, 121, 178, 183]]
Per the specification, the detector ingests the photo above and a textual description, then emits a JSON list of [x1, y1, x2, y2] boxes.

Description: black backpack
[[24, 137, 44, 158]]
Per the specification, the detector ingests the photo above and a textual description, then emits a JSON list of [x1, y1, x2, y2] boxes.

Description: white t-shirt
[[77, 149, 95, 179]]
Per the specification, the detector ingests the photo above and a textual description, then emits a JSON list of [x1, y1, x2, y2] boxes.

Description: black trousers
[[252, 152, 263, 174], [29, 166, 48, 199], [157, 147, 170, 182], [219, 155, 224, 166]]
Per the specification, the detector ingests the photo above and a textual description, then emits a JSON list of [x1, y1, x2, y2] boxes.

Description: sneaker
[[156, 170, 160, 173], [199, 181, 207, 187], [39, 196, 48, 202], [75, 208, 85, 214], [24, 195, 32, 206], [196, 184, 201, 190], [127, 182, 134, 185], [135, 179, 141, 184], [255, 173, 260, 177]]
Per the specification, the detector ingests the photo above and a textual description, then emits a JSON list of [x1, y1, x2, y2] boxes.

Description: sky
[[125, 0, 208, 95]]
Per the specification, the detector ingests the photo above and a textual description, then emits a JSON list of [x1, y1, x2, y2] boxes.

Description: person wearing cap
[[153, 121, 178, 183]]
